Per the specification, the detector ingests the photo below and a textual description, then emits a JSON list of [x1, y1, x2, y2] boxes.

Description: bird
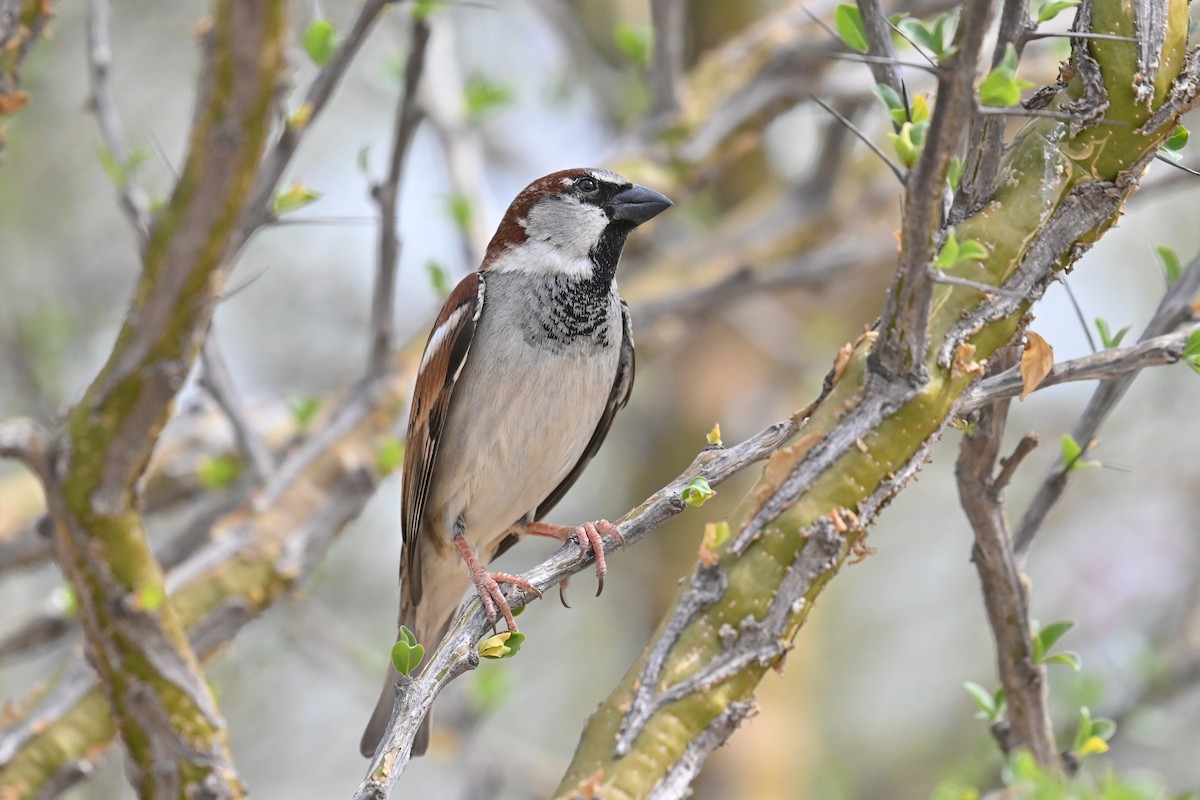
[[360, 168, 672, 758]]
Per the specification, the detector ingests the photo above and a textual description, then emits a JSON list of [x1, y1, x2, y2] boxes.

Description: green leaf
[[964, 681, 998, 718], [1034, 620, 1074, 656], [873, 83, 905, 115], [1044, 651, 1083, 671], [391, 639, 425, 675], [197, 455, 244, 489], [447, 192, 473, 231], [835, 4, 870, 53], [682, 475, 715, 507], [376, 437, 405, 475], [425, 260, 451, 298], [1156, 244, 1184, 283], [614, 22, 653, 68], [399, 625, 418, 646], [463, 73, 514, 121], [1089, 718, 1116, 741], [948, 155, 963, 190], [1073, 706, 1095, 751], [273, 183, 322, 214], [1163, 125, 1190, 152], [887, 120, 925, 168], [303, 18, 338, 67], [1182, 329, 1200, 376], [1059, 433, 1097, 473], [956, 240, 988, 263], [935, 230, 961, 269], [357, 145, 372, 177], [896, 16, 938, 55], [1037, 0, 1079, 24], [706, 423, 723, 447], [979, 44, 1033, 107], [289, 395, 321, 430], [1093, 318, 1129, 349], [478, 630, 526, 659]]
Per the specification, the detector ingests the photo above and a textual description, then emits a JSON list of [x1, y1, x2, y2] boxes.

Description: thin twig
[[855, 0, 907, 120], [1155, 153, 1200, 177], [0, 417, 50, 479], [959, 323, 1200, 413], [809, 93, 906, 183], [648, 0, 687, 119], [956, 348, 1060, 766], [1022, 30, 1138, 42], [85, 0, 152, 242], [199, 338, 275, 482], [827, 51, 942, 76], [368, 20, 431, 378], [933, 272, 1029, 298], [884, 16, 939, 70], [1013, 253, 1200, 557], [1059, 275, 1098, 352]]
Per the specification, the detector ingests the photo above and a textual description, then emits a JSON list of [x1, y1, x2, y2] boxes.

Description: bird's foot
[[522, 520, 626, 603], [455, 535, 541, 631]]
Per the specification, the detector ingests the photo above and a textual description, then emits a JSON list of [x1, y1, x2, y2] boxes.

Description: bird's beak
[[608, 184, 673, 226]]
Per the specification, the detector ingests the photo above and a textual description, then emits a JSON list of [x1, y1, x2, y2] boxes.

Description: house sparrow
[[360, 168, 672, 758]]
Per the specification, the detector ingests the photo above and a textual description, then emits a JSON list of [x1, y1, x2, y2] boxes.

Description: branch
[[1013, 251, 1200, 556], [86, 0, 152, 242], [0, 0, 53, 158], [0, 417, 49, 480], [368, 19, 430, 377], [38, 2, 288, 794], [854, 0, 905, 122], [958, 323, 1200, 413], [648, 0, 687, 120], [199, 338, 275, 482], [956, 348, 1059, 766], [353, 417, 803, 798], [870, 0, 995, 380]]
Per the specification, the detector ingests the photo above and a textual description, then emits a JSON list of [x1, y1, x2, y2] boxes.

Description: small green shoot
[[478, 630, 526, 659], [303, 18, 338, 66], [1156, 244, 1183, 284], [614, 22, 653, 68], [197, 455, 244, 489], [273, 183, 322, 214], [935, 229, 988, 269], [289, 395, 321, 431], [1036, 0, 1079, 24], [979, 44, 1034, 107], [894, 12, 956, 59], [376, 438, 405, 475], [426, 260, 451, 297], [391, 626, 425, 675], [1060, 434, 1099, 473], [1182, 329, 1200, 375], [887, 120, 926, 168], [948, 155, 964, 190], [1071, 706, 1116, 758], [835, 4, 869, 52], [682, 476, 715, 507], [1031, 620, 1081, 670], [1093, 318, 1129, 349], [447, 192, 473, 231], [464, 74, 514, 121], [964, 681, 1006, 722]]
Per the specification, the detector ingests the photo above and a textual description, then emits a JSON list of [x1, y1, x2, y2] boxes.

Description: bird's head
[[483, 168, 672, 280]]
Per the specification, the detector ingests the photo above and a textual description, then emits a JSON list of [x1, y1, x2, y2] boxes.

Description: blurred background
[[2, 0, 1199, 798]]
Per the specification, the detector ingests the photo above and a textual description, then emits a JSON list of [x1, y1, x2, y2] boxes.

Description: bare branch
[[354, 417, 802, 798], [1013, 254, 1200, 556], [0, 417, 50, 479], [199, 338, 275, 482], [648, 0, 687, 119], [956, 348, 1059, 766], [368, 20, 430, 378], [959, 324, 1200, 413], [808, 93, 906, 183], [86, 0, 152, 242], [854, 0, 905, 115]]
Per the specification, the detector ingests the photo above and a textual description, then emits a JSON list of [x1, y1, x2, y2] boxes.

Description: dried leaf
[[1020, 331, 1054, 400]]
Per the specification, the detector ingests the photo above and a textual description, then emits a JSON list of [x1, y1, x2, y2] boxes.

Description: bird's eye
[[576, 176, 599, 194]]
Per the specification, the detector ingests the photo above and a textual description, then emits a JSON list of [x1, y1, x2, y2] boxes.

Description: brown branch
[[648, 0, 687, 120], [85, 0, 152, 242], [854, 0, 904, 125], [956, 349, 1059, 766], [871, 0, 994, 381], [368, 19, 430, 377], [1013, 253, 1200, 556], [199, 338, 275, 482], [37, 2, 288, 795], [0, 0, 54, 159]]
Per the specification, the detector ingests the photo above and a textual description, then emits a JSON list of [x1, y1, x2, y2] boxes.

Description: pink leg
[[454, 535, 541, 632], [522, 520, 626, 599]]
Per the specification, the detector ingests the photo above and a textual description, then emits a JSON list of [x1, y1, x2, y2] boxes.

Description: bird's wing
[[534, 296, 636, 520], [401, 271, 486, 607]]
